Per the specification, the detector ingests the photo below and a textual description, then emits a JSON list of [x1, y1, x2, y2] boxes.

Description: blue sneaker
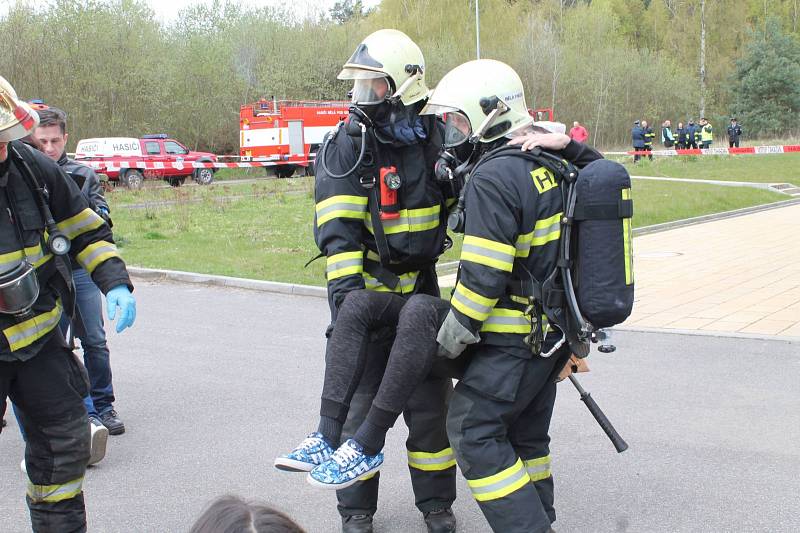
[[307, 439, 383, 490], [274, 432, 334, 472]]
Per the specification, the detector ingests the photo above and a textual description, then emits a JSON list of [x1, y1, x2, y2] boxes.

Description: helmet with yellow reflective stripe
[[0, 75, 39, 142], [338, 29, 429, 106], [421, 59, 532, 145]]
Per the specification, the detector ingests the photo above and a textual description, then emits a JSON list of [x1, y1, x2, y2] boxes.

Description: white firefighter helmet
[[338, 29, 428, 106], [0, 76, 39, 142], [421, 59, 532, 146]]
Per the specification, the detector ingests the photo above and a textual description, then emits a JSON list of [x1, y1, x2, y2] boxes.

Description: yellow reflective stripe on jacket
[[622, 188, 633, 285], [364, 271, 419, 294], [516, 212, 562, 257], [326, 251, 364, 281], [27, 476, 84, 503], [480, 308, 531, 334], [524, 455, 552, 482], [76, 240, 120, 274], [466, 458, 530, 502], [3, 300, 62, 352], [0, 244, 49, 272], [315, 195, 368, 227], [461, 235, 515, 272], [56, 208, 104, 240], [407, 447, 457, 471], [451, 282, 497, 322], [364, 205, 440, 235]]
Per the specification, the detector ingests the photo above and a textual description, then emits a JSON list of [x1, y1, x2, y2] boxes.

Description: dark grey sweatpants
[[319, 291, 463, 452]]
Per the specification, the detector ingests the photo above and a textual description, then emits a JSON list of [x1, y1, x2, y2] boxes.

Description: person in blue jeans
[[59, 266, 120, 437], [35, 108, 126, 432]]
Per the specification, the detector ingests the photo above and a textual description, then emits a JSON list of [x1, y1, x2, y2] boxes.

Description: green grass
[[614, 153, 800, 186], [108, 175, 789, 285], [107, 175, 313, 206], [630, 180, 786, 227]]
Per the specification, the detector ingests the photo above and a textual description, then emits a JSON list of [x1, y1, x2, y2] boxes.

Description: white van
[[75, 137, 141, 158]]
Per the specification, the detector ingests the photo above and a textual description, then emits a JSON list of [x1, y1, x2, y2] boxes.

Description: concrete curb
[[630, 175, 777, 189], [615, 325, 800, 343], [632, 197, 800, 236], [128, 267, 327, 298]]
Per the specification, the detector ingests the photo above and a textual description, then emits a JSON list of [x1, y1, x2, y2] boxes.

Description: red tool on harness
[[379, 166, 401, 220]]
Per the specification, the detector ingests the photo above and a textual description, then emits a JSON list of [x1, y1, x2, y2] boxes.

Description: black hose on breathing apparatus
[[317, 105, 374, 180], [10, 143, 71, 256]]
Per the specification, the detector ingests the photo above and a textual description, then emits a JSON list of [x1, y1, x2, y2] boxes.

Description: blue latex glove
[[106, 285, 136, 333]]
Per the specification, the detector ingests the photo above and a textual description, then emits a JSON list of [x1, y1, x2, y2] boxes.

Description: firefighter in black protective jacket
[[311, 29, 458, 533], [0, 76, 136, 533], [420, 59, 603, 533]]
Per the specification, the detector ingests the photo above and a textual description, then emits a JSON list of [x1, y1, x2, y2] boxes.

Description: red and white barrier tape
[[78, 158, 313, 171], [605, 144, 800, 157]]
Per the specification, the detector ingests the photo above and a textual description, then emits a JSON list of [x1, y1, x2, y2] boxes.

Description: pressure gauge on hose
[[48, 231, 71, 255]]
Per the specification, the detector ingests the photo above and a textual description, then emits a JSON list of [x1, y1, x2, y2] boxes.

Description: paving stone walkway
[[624, 203, 800, 337]]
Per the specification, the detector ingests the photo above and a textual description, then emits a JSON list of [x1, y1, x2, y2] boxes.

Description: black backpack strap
[[574, 199, 633, 220], [9, 142, 76, 321]]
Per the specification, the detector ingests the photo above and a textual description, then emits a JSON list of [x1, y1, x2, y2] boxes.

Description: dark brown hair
[[36, 107, 67, 135], [189, 495, 305, 533], [20, 133, 44, 152]]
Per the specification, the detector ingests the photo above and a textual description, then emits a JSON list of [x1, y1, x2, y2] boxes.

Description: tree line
[[2, 0, 798, 152]]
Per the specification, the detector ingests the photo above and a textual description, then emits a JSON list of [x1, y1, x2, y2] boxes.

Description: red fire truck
[[529, 108, 554, 121], [239, 98, 350, 178]]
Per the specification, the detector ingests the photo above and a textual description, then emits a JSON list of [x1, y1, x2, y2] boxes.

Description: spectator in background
[[568, 121, 588, 143], [189, 495, 305, 533], [675, 121, 687, 149], [686, 119, 699, 149], [631, 120, 645, 163], [727, 118, 742, 148], [642, 120, 654, 160], [661, 120, 675, 148], [34, 108, 126, 437], [699, 117, 713, 148]]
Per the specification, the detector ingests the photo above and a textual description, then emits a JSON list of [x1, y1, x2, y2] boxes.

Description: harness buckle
[[359, 175, 376, 189]]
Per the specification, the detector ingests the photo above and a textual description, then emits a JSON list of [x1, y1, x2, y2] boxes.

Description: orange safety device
[[379, 166, 401, 220]]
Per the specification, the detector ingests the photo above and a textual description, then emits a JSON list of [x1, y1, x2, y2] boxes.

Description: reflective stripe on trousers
[[466, 458, 531, 502], [407, 447, 457, 471], [524, 455, 552, 482], [27, 476, 84, 503]]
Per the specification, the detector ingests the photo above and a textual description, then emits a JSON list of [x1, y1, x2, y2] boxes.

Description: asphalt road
[[1, 281, 798, 533]]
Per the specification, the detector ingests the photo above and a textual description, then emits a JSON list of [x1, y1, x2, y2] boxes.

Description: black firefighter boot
[[424, 508, 457, 533], [341, 513, 374, 533]]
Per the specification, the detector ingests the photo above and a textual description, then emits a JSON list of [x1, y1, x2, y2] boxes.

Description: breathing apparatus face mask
[[443, 111, 472, 148], [0, 260, 40, 317], [350, 76, 391, 106]]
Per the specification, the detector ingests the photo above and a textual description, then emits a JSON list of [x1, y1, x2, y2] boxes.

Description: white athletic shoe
[[88, 417, 109, 466]]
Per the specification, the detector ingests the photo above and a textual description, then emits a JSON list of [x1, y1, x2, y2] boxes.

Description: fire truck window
[[145, 142, 161, 155], [165, 141, 188, 155]]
